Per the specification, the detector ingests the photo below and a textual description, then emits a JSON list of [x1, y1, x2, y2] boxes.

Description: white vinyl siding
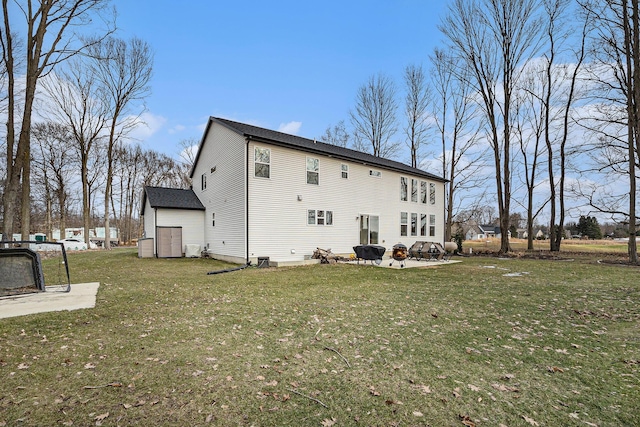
[[246, 140, 446, 261], [194, 123, 247, 261], [155, 208, 205, 255]]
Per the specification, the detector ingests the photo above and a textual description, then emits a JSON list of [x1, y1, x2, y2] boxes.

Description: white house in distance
[[142, 117, 447, 265]]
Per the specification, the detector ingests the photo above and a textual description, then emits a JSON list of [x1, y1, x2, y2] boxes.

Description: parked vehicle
[[57, 238, 88, 251]]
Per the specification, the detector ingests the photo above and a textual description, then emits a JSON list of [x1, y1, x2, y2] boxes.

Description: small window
[[430, 214, 436, 236], [308, 209, 333, 225], [421, 181, 427, 204], [255, 147, 270, 178], [429, 183, 436, 204], [411, 213, 417, 236], [341, 164, 349, 179], [420, 214, 427, 236], [400, 177, 408, 201], [370, 169, 381, 177], [201, 173, 207, 190], [212, 212, 216, 227], [411, 179, 418, 202], [400, 212, 408, 236], [307, 157, 319, 185]]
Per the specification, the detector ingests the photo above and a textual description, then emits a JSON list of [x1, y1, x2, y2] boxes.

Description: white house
[[143, 117, 447, 264]]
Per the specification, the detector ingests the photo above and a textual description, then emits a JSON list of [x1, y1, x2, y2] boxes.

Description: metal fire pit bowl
[[389, 243, 408, 268]]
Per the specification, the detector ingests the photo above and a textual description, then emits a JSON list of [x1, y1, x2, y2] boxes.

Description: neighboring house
[[465, 223, 483, 241], [465, 223, 499, 240], [142, 117, 447, 264], [141, 186, 206, 257]]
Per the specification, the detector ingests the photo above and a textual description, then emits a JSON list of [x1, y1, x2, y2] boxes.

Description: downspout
[[154, 207, 158, 257], [246, 137, 250, 264]]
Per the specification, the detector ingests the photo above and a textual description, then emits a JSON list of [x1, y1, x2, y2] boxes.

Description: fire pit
[[389, 243, 408, 268]]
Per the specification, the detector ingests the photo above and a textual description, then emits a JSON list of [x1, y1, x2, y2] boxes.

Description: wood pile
[[312, 247, 343, 264]]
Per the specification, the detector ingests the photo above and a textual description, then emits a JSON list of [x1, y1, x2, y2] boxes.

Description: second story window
[[421, 181, 427, 204], [341, 164, 349, 179], [307, 157, 319, 185], [400, 177, 408, 201], [254, 147, 270, 178], [429, 182, 436, 204], [411, 179, 418, 202], [201, 173, 207, 190]]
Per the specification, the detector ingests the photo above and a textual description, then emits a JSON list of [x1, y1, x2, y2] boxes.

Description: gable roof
[[141, 186, 205, 215], [190, 117, 447, 182]]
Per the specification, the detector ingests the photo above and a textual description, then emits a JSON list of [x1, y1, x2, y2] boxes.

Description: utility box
[[138, 238, 154, 258]]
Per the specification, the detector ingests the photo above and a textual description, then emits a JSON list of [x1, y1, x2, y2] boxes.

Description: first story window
[[411, 213, 417, 236], [201, 173, 207, 190], [429, 214, 436, 236], [308, 209, 333, 225], [420, 214, 427, 236], [307, 157, 319, 185], [255, 147, 271, 178], [400, 212, 408, 236], [341, 164, 349, 179]]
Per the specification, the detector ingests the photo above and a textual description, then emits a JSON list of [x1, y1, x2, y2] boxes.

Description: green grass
[[1, 250, 638, 426]]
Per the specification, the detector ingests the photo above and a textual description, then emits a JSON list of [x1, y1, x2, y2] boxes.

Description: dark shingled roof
[[142, 186, 205, 214], [191, 117, 446, 182]]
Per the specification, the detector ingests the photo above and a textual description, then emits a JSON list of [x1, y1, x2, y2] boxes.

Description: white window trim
[[307, 157, 320, 185], [307, 209, 333, 226], [254, 146, 271, 179]]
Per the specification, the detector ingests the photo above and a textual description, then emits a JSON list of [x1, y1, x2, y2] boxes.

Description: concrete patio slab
[[0, 282, 100, 319], [347, 258, 462, 269]]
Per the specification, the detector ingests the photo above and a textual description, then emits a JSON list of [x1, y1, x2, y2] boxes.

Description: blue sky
[[111, 0, 449, 160]]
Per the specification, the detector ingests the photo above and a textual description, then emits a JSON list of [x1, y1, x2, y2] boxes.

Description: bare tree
[[1, 0, 113, 241], [350, 74, 400, 158], [538, 0, 592, 252], [87, 36, 153, 249], [512, 66, 548, 250], [403, 64, 431, 168], [31, 122, 76, 240], [431, 48, 489, 242], [177, 137, 199, 187], [440, 0, 543, 253], [41, 62, 109, 245], [576, 0, 639, 263], [320, 120, 350, 148]]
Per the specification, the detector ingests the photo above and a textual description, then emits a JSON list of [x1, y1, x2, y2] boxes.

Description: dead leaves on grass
[[459, 414, 477, 427]]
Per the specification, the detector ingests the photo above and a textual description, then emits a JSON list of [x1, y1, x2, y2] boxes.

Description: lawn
[[0, 249, 638, 426]]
